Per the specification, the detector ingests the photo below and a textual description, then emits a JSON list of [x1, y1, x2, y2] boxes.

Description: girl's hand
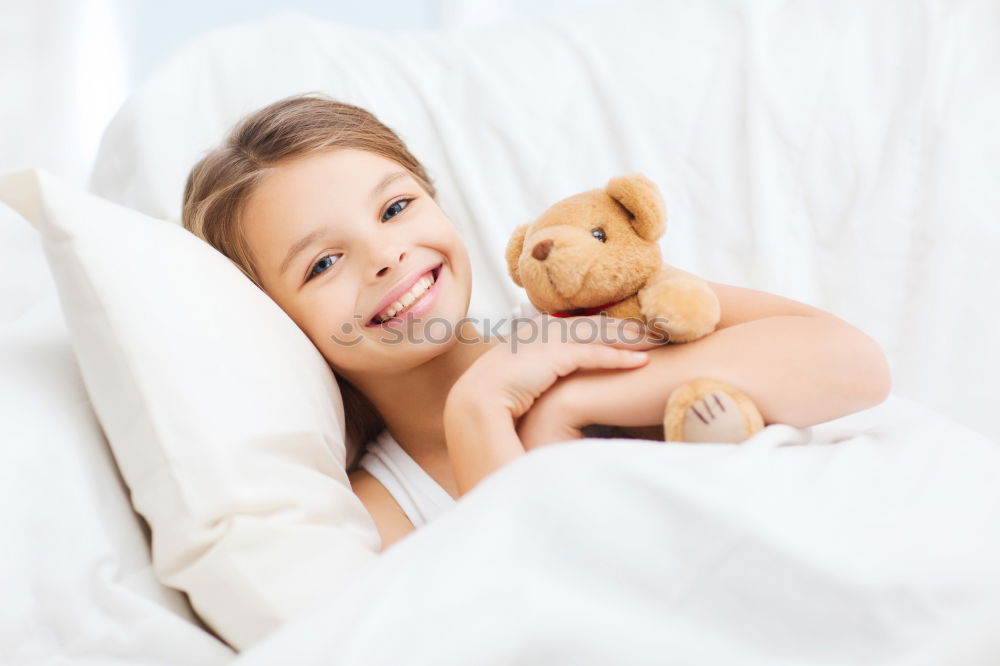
[[514, 383, 590, 451], [446, 315, 659, 421]]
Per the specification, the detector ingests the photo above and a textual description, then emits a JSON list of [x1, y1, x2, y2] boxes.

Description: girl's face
[[241, 149, 473, 379]]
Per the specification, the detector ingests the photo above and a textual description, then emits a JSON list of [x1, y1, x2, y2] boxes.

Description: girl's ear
[[505, 223, 530, 287], [605, 173, 666, 241]]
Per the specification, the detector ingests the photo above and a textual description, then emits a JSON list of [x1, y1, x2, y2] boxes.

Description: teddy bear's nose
[[531, 239, 554, 261]]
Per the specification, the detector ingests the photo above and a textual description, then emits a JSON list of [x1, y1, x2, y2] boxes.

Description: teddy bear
[[505, 173, 765, 443]]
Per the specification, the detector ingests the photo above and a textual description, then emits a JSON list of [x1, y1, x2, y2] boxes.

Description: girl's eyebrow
[[369, 170, 408, 202], [278, 170, 409, 277], [279, 228, 326, 277]]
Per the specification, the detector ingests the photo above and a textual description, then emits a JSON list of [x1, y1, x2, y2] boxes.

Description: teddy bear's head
[[505, 173, 666, 314]]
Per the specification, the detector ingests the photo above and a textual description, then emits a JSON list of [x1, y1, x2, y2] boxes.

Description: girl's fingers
[[607, 334, 665, 351], [526, 313, 663, 349], [570, 315, 667, 350], [552, 343, 648, 377]]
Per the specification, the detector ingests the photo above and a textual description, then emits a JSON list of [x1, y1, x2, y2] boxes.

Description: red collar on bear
[[548, 298, 626, 318]]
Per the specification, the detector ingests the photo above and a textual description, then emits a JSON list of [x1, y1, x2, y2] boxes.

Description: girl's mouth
[[366, 264, 442, 327]]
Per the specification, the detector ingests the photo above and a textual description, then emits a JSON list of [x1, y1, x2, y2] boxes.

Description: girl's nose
[[375, 249, 407, 278]]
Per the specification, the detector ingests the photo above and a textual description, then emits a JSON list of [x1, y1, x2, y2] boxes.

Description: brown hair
[[182, 92, 436, 470]]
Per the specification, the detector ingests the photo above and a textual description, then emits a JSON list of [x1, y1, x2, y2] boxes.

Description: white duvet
[[233, 397, 1000, 665]]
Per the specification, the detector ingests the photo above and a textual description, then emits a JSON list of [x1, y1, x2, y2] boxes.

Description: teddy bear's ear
[[505, 223, 530, 287], [605, 173, 666, 241]]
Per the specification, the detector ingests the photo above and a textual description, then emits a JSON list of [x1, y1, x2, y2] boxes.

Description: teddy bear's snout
[[531, 239, 554, 261]]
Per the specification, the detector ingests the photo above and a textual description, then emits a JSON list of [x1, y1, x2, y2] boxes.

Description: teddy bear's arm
[[638, 265, 721, 343]]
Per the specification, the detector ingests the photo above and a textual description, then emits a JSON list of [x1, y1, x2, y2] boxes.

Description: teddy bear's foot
[[663, 378, 765, 443]]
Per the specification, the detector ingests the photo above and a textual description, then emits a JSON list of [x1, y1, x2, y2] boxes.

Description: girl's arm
[[348, 467, 417, 552], [444, 394, 525, 497], [517, 281, 892, 447]]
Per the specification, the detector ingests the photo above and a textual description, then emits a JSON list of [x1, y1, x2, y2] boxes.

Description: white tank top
[[356, 301, 543, 528], [357, 428, 456, 529]]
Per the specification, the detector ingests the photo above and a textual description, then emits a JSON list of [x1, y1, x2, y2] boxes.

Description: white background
[[0, 0, 610, 187]]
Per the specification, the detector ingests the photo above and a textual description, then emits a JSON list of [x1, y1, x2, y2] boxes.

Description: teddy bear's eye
[[591, 227, 607, 243]]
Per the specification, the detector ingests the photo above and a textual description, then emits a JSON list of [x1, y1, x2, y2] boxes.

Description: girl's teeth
[[376, 273, 435, 323]]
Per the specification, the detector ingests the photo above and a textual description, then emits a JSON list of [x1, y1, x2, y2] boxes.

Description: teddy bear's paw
[[641, 306, 714, 344], [663, 378, 765, 443], [639, 282, 719, 344]]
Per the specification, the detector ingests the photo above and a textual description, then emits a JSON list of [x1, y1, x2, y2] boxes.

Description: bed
[[3, 2, 999, 663]]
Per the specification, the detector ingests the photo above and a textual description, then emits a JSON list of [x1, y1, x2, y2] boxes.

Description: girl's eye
[[307, 253, 340, 281], [382, 198, 412, 222]]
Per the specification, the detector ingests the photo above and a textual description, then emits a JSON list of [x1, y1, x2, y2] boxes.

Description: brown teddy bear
[[505, 173, 765, 443]]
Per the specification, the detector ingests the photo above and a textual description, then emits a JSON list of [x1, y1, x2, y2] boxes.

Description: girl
[[182, 94, 891, 552]]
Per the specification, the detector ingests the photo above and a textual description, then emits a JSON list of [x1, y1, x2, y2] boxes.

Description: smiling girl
[[182, 94, 891, 551]]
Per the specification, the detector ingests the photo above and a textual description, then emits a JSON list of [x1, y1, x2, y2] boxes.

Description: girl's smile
[[366, 262, 443, 329]]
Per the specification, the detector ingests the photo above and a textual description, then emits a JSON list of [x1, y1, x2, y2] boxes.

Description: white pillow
[[0, 197, 234, 662], [0, 168, 379, 651]]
